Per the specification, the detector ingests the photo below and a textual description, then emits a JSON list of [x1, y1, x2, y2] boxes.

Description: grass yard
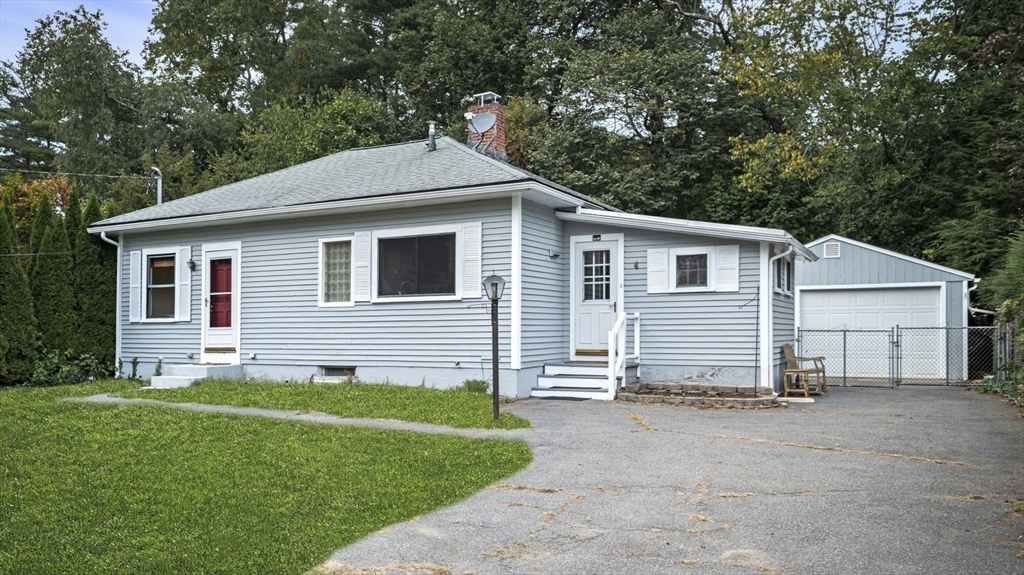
[[0, 382, 532, 574], [118, 379, 531, 429]]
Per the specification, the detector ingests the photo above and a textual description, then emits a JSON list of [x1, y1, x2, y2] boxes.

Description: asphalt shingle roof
[[93, 136, 609, 228]]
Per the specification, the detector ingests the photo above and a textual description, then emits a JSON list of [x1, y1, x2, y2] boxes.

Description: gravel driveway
[[322, 387, 1023, 575]]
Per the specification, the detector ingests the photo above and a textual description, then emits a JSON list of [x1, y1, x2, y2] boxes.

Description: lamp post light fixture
[[482, 273, 506, 421]]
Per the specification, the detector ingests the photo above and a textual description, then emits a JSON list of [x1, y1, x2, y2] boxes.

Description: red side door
[[209, 259, 232, 328]]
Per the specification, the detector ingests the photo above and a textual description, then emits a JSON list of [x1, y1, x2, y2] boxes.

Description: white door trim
[[569, 233, 624, 361], [200, 241, 242, 364], [511, 194, 522, 369]]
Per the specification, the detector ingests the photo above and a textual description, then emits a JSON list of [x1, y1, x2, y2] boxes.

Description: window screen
[[147, 255, 175, 318], [675, 254, 708, 288], [378, 234, 456, 296]]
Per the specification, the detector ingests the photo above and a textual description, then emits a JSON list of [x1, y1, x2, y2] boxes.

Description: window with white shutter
[[647, 245, 740, 294]]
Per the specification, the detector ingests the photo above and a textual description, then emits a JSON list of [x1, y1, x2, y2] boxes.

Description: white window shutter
[[176, 246, 192, 321], [647, 248, 669, 294], [128, 250, 142, 322], [353, 232, 371, 302], [462, 222, 482, 299], [716, 245, 740, 292]]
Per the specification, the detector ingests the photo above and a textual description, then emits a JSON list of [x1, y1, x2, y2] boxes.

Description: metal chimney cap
[[472, 92, 501, 105]]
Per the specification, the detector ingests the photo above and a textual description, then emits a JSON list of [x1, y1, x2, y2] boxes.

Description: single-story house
[[795, 234, 977, 380], [89, 94, 815, 399]]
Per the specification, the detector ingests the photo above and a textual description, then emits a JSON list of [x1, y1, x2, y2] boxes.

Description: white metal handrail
[[607, 312, 641, 400]]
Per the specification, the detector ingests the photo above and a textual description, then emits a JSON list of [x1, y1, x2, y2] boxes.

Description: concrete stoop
[[149, 364, 243, 388], [617, 382, 779, 408]]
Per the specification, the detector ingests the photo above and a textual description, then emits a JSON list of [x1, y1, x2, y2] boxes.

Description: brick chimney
[[465, 92, 507, 162]]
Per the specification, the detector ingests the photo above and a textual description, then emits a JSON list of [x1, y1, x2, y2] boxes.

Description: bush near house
[[0, 188, 116, 386], [980, 232, 1024, 406], [0, 196, 39, 385]]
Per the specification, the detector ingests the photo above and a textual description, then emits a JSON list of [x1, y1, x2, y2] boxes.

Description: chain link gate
[[797, 326, 1016, 387]]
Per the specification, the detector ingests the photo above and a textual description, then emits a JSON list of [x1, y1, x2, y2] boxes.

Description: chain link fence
[[797, 326, 1016, 388]]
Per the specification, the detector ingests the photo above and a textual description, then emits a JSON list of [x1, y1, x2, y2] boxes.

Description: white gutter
[[967, 279, 995, 316], [99, 232, 122, 373], [88, 182, 593, 235], [558, 209, 817, 261], [760, 246, 793, 391]]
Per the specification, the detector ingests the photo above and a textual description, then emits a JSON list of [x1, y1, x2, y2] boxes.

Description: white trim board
[[798, 281, 947, 291], [511, 195, 522, 370], [758, 242, 773, 390], [805, 234, 974, 279]]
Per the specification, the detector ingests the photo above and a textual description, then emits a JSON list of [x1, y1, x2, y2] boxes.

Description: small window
[[676, 254, 708, 288], [319, 238, 353, 306], [666, 247, 716, 292], [773, 257, 795, 295], [378, 233, 456, 297], [147, 255, 176, 318], [823, 242, 841, 258]]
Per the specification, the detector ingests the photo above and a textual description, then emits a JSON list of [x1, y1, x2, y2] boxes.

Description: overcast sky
[[0, 0, 155, 66]]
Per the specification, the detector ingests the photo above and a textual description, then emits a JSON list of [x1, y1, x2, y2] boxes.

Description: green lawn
[[118, 379, 531, 429], [0, 382, 532, 574]]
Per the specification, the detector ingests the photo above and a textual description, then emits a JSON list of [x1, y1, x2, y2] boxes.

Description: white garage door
[[800, 287, 941, 330], [800, 287, 943, 379]]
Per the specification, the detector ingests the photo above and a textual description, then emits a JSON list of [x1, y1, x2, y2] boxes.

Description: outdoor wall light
[[481, 273, 506, 420], [187, 259, 196, 272]]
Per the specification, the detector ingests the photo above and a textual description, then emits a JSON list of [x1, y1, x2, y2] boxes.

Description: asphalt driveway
[[322, 388, 1023, 575]]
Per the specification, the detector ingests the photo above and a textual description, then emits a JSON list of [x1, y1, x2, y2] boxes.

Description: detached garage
[[795, 235, 976, 382]]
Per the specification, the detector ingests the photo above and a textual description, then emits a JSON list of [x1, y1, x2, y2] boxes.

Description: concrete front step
[[531, 386, 610, 399], [536, 374, 615, 389], [163, 364, 244, 378], [150, 364, 244, 388], [149, 376, 200, 389], [542, 361, 639, 377]]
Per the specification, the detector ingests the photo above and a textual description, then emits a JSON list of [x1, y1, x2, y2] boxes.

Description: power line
[[0, 167, 149, 180], [0, 251, 75, 257]]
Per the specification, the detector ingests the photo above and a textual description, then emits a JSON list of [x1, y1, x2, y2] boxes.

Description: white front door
[[201, 242, 241, 364], [571, 235, 622, 360]]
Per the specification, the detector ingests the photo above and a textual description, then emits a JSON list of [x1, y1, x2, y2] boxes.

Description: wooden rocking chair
[[782, 343, 827, 397]]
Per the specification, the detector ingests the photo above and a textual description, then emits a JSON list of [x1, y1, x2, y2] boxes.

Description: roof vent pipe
[[149, 167, 163, 205], [427, 122, 436, 151]]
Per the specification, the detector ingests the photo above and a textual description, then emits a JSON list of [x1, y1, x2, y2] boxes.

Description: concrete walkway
[[69, 393, 528, 440], [77, 388, 1024, 574]]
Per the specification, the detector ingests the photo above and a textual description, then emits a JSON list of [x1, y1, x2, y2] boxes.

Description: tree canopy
[[0, 0, 1020, 309]]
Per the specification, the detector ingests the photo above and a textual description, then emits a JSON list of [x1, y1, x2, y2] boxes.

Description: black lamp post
[[482, 273, 506, 421]]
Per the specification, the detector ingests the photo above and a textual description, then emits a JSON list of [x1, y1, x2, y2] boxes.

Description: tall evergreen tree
[[74, 192, 115, 370], [0, 196, 39, 383], [27, 193, 52, 276], [64, 186, 81, 253], [32, 215, 76, 354]]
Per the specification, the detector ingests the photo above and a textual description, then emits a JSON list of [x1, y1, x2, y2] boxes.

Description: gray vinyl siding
[[563, 221, 761, 379], [798, 239, 969, 285], [119, 199, 513, 377], [119, 243, 201, 365], [773, 290, 795, 368], [519, 200, 568, 367], [797, 238, 971, 328]]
